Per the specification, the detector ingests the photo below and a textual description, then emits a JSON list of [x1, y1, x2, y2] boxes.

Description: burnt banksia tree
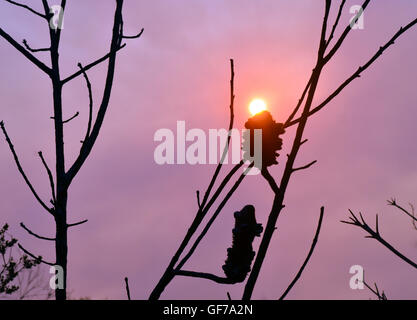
[[150, 0, 417, 300]]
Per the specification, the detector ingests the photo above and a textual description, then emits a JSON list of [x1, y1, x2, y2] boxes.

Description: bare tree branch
[[122, 28, 144, 39], [0, 121, 54, 215], [292, 160, 318, 173], [175, 270, 236, 284], [4, 0, 47, 19], [61, 44, 126, 85], [196, 190, 201, 209], [149, 61, 239, 299], [199, 59, 235, 209], [18, 244, 54, 266], [38, 151, 56, 204], [323, 0, 371, 63], [67, 219, 88, 228], [124, 277, 131, 300], [387, 198, 417, 223], [279, 206, 324, 300], [286, 16, 417, 128], [20, 222, 55, 241], [341, 210, 417, 269], [65, 2, 127, 185], [410, 203, 417, 230], [175, 163, 253, 272], [242, 0, 332, 300], [324, 0, 346, 50], [63, 112, 79, 124], [285, 76, 312, 126], [261, 168, 280, 194], [77, 63, 93, 143], [50, 112, 80, 124], [22, 39, 50, 53]]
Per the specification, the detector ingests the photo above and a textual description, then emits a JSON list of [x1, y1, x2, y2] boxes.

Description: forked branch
[[341, 210, 417, 269], [38, 151, 56, 205]]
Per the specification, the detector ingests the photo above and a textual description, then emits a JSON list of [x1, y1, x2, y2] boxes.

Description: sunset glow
[[249, 98, 268, 116]]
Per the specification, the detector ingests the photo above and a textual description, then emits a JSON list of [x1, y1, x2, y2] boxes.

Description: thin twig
[[363, 279, 387, 300], [175, 270, 236, 284], [324, 0, 346, 50], [292, 160, 318, 173], [410, 203, 417, 230], [279, 206, 324, 300], [261, 168, 280, 194], [63, 112, 79, 124], [0, 121, 53, 215], [78, 63, 93, 142], [286, 16, 417, 128], [285, 77, 312, 125], [20, 222, 55, 241], [22, 39, 50, 53], [67, 219, 88, 228], [65, 3, 127, 185], [196, 190, 201, 209], [242, 0, 332, 301]]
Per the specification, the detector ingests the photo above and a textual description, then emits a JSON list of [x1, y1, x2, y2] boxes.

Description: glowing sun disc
[[249, 98, 268, 116]]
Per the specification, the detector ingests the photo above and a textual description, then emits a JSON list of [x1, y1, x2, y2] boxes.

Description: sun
[[249, 98, 267, 116]]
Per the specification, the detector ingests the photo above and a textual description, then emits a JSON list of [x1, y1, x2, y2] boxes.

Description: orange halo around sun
[[249, 98, 268, 116]]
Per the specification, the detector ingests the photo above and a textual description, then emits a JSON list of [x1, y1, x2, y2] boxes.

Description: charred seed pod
[[242, 110, 285, 169], [222, 205, 263, 283]]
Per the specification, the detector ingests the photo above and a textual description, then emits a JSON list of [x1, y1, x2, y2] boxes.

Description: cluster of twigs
[[150, 0, 417, 300], [0, 0, 142, 299]]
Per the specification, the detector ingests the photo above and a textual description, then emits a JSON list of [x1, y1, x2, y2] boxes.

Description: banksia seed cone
[[242, 110, 285, 169], [222, 205, 263, 283]]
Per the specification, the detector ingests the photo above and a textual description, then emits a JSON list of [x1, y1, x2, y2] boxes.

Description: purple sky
[[0, 0, 416, 299]]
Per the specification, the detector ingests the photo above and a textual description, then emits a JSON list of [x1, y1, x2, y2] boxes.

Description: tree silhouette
[[150, 0, 417, 300], [0, 0, 143, 300]]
